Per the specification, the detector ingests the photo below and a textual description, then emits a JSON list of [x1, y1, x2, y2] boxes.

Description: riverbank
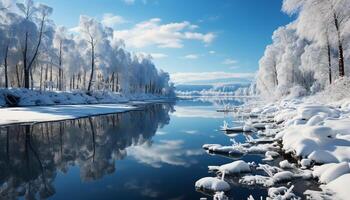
[[196, 95, 350, 199], [0, 88, 174, 107]]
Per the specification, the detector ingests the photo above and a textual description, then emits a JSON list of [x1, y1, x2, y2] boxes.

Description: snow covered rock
[[280, 125, 350, 163], [324, 118, 350, 136], [272, 171, 294, 183], [267, 185, 301, 200], [264, 151, 280, 161], [313, 162, 350, 184], [203, 144, 245, 156], [300, 159, 312, 169], [305, 173, 350, 200], [213, 191, 228, 200], [209, 160, 251, 175], [308, 150, 338, 164], [297, 105, 340, 120], [306, 114, 328, 126], [239, 175, 274, 187], [274, 108, 297, 124], [195, 177, 231, 192], [326, 173, 350, 200], [279, 160, 296, 169]]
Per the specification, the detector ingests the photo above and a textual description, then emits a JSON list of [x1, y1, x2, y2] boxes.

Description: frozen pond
[[0, 98, 317, 199]]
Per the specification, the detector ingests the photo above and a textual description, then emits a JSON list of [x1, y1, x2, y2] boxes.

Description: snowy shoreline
[[0, 99, 175, 126], [0, 88, 175, 126], [196, 96, 350, 200]]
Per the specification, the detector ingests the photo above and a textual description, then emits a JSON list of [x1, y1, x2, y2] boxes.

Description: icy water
[[0, 98, 317, 200]]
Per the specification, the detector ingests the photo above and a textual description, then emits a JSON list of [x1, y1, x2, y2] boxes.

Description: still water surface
[[0, 98, 291, 200]]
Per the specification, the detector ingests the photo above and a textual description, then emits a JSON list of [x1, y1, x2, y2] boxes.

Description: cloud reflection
[[127, 140, 203, 168]]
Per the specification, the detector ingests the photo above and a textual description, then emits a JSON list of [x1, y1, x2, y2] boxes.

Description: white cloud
[[102, 13, 127, 27], [183, 54, 199, 59], [229, 66, 240, 70], [150, 53, 168, 59], [222, 58, 238, 65], [122, 0, 156, 5], [209, 50, 216, 54], [183, 130, 199, 135], [122, 0, 135, 5], [171, 71, 255, 84], [114, 18, 216, 48]]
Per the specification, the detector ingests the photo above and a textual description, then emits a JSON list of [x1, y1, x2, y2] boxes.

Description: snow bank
[[313, 162, 350, 184], [324, 118, 350, 136], [305, 173, 350, 200], [297, 105, 340, 120], [0, 88, 173, 107], [195, 177, 231, 192], [0, 104, 137, 125], [278, 125, 350, 163], [326, 173, 350, 200]]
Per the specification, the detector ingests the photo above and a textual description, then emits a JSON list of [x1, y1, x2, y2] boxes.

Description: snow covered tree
[[16, 0, 53, 88], [283, 0, 350, 77], [0, 0, 174, 96]]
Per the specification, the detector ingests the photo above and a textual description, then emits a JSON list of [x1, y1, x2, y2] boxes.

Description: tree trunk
[[16, 64, 21, 87], [87, 40, 95, 93], [88, 47, 95, 93], [40, 64, 43, 91], [333, 13, 345, 77], [111, 72, 115, 92], [327, 39, 332, 84], [72, 74, 75, 90], [4, 44, 9, 88], [24, 68, 30, 89], [50, 64, 53, 90], [116, 73, 119, 92], [69, 76, 72, 90], [23, 32, 30, 89], [83, 70, 86, 90], [58, 41, 63, 91], [30, 68, 34, 90], [44, 64, 48, 91]]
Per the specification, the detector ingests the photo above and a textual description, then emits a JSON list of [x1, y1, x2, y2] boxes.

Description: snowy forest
[[0, 0, 174, 96], [257, 0, 350, 100]]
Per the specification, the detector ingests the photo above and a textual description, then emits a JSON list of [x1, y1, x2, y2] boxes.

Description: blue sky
[[40, 0, 293, 85]]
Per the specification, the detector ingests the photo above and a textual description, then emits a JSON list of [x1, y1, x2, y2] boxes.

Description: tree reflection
[[0, 103, 174, 199]]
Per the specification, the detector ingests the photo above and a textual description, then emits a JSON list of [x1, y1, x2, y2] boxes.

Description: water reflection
[[128, 140, 203, 168], [0, 103, 174, 200], [179, 97, 253, 107]]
